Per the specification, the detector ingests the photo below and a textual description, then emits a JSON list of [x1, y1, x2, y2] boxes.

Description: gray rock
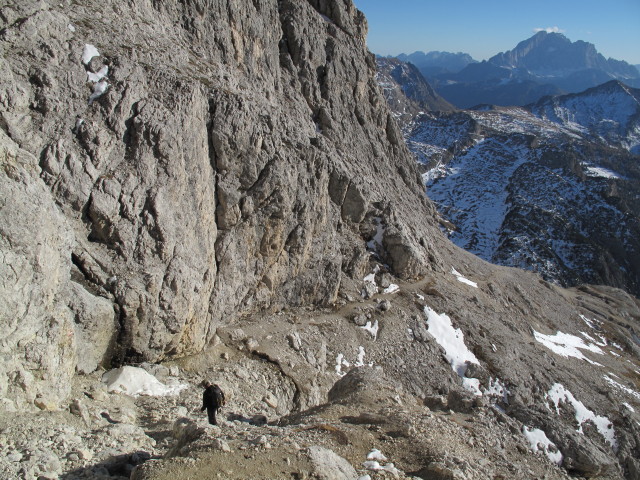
[[306, 445, 357, 480], [69, 281, 117, 375], [212, 438, 231, 452], [378, 299, 392, 311], [362, 282, 378, 299], [0, 130, 76, 411], [352, 313, 369, 326], [287, 332, 302, 351]]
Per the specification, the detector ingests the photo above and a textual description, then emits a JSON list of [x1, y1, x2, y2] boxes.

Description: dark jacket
[[202, 385, 225, 411]]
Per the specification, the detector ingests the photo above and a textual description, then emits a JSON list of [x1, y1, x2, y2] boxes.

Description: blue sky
[[353, 0, 640, 64]]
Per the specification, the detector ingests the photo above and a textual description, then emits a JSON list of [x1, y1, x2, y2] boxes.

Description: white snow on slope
[[424, 305, 479, 377], [102, 366, 187, 397], [546, 383, 617, 449], [88, 80, 109, 104], [82, 44, 100, 64], [533, 330, 604, 365], [335, 353, 350, 377], [367, 217, 385, 253], [531, 86, 640, 152], [366, 449, 387, 462], [364, 265, 380, 285], [383, 284, 399, 294], [523, 426, 563, 465], [451, 267, 478, 288], [603, 375, 640, 401], [87, 65, 109, 83], [361, 320, 379, 340], [580, 314, 601, 329], [424, 305, 484, 395], [426, 138, 532, 259], [585, 166, 622, 179]]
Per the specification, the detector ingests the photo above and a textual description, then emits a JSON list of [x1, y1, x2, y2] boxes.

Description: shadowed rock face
[[0, 0, 441, 407]]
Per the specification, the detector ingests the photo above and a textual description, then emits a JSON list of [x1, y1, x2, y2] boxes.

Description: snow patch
[[87, 65, 109, 83], [361, 320, 379, 340], [88, 80, 109, 104], [383, 284, 399, 294], [603, 375, 640, 401], [546, 383, 617, 449], [585, 166, 622, 179], [334, 353, 350, 377], [451, 267, 478, 288], [523, 426, 563, 465], [354, 346, 373, 368], [366, 449, 387, 462], [102, 366, 187, 397], [579, 314, 601, 330], [424, 305, 483, 395], [424, 305, 479, 376], [364, 265, 380, 285], [82, 44, 100, 65], [336, 347, 373, 376], [533, 330, 604, 365], [486, 377, 510, 403], [367, 217, 385, 253]]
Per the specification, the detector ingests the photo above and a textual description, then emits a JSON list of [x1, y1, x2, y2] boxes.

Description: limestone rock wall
[[0, 0, 441, 409]]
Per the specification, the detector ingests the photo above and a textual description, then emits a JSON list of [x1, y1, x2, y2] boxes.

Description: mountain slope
[[1, 1, 640, 479], [376, 56, 455, 126], [402, 88, 640, 295], [531, 81, 640, 154]]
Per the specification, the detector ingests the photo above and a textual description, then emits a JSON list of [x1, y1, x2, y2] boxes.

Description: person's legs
[[207, 407, 217, 425]]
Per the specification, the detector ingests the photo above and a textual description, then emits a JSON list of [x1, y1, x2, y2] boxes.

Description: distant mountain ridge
[[395, 50, 477, 78], [403, 32, 640, 108], [490, 31, 639, 79]]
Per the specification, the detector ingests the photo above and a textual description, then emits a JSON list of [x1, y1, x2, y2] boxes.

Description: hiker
[[201, 381, 225, 425]]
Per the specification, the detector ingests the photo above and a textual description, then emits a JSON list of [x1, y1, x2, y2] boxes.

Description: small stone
[[378, 299, 391, 311], [213, 439, 231, 452], [245, 337, 259, 351], [7, 451, 22, 462], [251, 415, 268, 426], [229, 328, 246, 342], [67, 453, 80, 462], [352, 313, 368, 326], [34, 395, 58, 411], [263, 393, 278, 409], [287, 332, 302, 351]]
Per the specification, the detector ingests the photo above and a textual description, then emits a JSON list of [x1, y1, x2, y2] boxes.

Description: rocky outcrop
[[376, 56, 455, 128], [0, 130, 76, 411], [0, 0, 441, 410]]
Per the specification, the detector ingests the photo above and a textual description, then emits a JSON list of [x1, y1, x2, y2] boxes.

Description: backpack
[[212, 385, 226, 408]]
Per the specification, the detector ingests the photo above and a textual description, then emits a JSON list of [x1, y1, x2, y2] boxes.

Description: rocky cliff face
[[0, 0, 440, 410]]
